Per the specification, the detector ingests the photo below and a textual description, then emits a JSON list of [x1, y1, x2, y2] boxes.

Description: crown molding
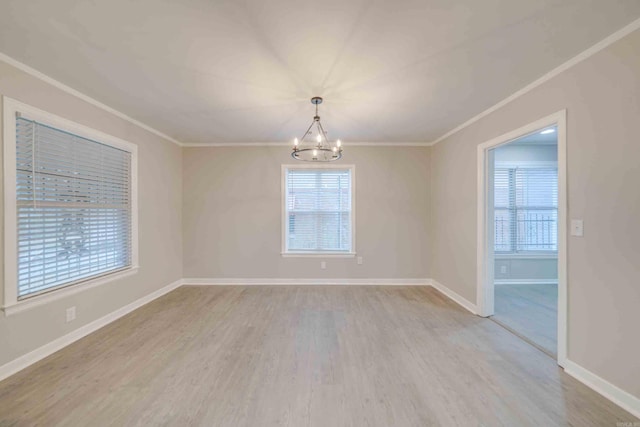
[[182, 141, 432, 147], [430, 17, 640, 146], [0, 52, 183, 147], [5, 16, 639, 149]]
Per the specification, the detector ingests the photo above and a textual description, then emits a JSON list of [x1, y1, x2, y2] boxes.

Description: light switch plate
[[357, 257, 363, 265], [320, 261, 326, 269], [571, 219, 584, 237]]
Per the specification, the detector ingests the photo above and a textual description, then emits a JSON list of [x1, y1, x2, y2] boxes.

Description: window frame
[[494, 160, 558, 257], [281, 164, 356, 257], [2, 96, 139, 315]]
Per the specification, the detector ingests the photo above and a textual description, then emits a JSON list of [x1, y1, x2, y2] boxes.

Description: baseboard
[[3, 276, 637, 422], [184, 278, 477, 316], [494, 279, 558, 286], [0, 278, 183, 382], [564, 359, 640, 419], [183, 278, 430, 286], [429, 279, 478, 314]]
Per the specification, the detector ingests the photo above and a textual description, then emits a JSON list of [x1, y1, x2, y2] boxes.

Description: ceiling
[[1, 1, 639, 145]]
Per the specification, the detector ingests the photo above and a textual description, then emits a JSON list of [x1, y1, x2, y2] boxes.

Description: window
[[3, 98, 138, 308], [282, 165, 354, 255], [494, 166, 558, 253]]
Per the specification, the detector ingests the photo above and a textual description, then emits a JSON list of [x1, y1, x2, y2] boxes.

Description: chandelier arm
[[316, 121, 330, 145], [298, 120, 316, 143]]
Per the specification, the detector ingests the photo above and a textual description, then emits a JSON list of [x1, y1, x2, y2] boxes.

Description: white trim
[[429, 279, 477, 314], [3, 98, 19, 307], [494, 279, 558, 286], [0, 278, 183, 382], [281, 164, 356, 256], [430, 17, 640, 146], [4, 17, 639, 150], [477, 110, 568, 368], [4, 96, 138, 152], [0, 52, 182, 147], [182, 141, 431, 147], [557, 111, 568, 367], [130, 135, 140, 271], [477, 141, 495, 317], [2, 275, 639, 420], [564, 359, 640, 419], [183, 278, 429, 286], [2, 97, 140, 310]]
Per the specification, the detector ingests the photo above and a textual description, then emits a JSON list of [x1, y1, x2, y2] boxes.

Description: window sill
[[281, 252, 356, 258], [2, 266, 139, 316]]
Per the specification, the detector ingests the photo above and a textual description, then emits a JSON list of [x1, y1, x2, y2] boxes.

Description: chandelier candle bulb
[[290, 97, 343, 162]]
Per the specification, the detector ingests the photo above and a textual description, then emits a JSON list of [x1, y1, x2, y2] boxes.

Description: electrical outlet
[[320, 261, 326, 269], [66, 306, 76, 323], [357, 256, 363, 265], [500, 265, 507, 274]]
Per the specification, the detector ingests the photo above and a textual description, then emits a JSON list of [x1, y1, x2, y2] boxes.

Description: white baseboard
[[183, 278, 430, 286], [429, 279, 478, 314], [2, 276, 638, 422], [0, 278, 183, 382], [564, 359, 640, 419], [185, 278, 478, 316], [494, 279, 558, 286]]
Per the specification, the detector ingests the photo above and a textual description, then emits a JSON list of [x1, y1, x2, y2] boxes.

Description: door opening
[[477, 111, 567, 367]]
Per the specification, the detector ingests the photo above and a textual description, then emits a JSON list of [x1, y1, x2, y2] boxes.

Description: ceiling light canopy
[[291, 97, 342, 162]]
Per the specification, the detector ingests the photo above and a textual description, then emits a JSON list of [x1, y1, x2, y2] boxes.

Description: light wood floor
[[0, 286, 635, 426], [494, 283, 558, 356]]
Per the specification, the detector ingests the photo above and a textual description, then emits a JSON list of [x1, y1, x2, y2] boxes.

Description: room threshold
[[489, 316, 557, 360]]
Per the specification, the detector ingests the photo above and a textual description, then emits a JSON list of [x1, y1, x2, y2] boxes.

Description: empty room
[[0, 1, 639, 425]]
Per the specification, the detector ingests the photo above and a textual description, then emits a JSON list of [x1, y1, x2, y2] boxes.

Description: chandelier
[[291, 97, 342, 161]]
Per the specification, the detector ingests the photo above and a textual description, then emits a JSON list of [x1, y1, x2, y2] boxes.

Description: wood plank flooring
[[0, 285, 636, 426], [494, 283, 558, 356]]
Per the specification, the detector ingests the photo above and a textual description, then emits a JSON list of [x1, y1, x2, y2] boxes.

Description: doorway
[[477, 111, 567, 366]]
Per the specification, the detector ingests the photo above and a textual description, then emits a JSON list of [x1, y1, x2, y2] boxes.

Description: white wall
[[182, 146, 430, 280], [0, 61, 183, 367], [430, 28, 640, 398]]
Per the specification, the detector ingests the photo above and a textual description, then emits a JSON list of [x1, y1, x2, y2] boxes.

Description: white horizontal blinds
[[16, 116, 132, 299], [286, 169, 351, 252], [494, 168, 512, 252], [494, 167, 558, 253], [515, 168, 558, 251]]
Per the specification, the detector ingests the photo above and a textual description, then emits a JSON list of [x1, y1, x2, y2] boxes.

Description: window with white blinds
[[283, 166, 354, 254], [10, 111, 135, 300], [494, 166, 558, 253]]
